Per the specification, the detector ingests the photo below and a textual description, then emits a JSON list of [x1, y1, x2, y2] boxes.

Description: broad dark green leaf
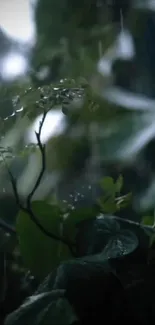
[[49, 259, 123, 323], [95, 216, 120, 234], [36, 258, 112, 296], [16, 201, 72, 280], [36, 297, 78, 325], [100, 177, 115, 192], [102, 230, 138, 259], [35, 270, 57, 295], [52, 259, 113, 291], [65, 206, 98, 224], [98, 195, 116, 213], [63, 206, 98, 243], [4, 289, 77, 325], [76, 215, 120, 255]]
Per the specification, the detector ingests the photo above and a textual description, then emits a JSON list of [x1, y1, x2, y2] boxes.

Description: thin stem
[[112, 215, 155, 234], [5, 111, 76, 257], [27, 111, 46, 204]]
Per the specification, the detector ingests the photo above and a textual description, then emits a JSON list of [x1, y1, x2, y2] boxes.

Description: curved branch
[[5, 111, 76, 257], [27, 111, 46, 203]]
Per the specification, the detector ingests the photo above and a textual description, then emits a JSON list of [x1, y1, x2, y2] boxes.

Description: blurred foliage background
[[1, 0, 155, 322], [0, 0, 154, 215]]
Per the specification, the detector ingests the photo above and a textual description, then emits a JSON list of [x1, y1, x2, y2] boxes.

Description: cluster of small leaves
[[0, 146, 15, 160], [11, 79, 86, 120], [98, 175, 132, 214]]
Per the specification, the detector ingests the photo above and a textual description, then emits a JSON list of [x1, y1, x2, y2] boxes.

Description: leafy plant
[[0, 107, 153, 325], [1, 1, 155, 324], [5, 290, 77, 325], [98, 175, 132, 213]]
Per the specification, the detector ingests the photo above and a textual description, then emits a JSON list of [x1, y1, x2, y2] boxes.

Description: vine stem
[[3, 110, 76, 257]]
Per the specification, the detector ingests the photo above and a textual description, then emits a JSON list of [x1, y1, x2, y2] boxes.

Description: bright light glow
[[98, 48, 114, 77], [0, 0, 36, 44], [116, 30, 135, 59], [1, 52, 28, 80], [27, 109, 66, 144], [98, 29, 135, 78], [102, 87, 155, 111]]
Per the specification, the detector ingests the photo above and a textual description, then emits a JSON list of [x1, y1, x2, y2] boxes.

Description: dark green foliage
[[3, 208, 153, 324], [1, 0, 155, 324], [4, 289, 78, 325]]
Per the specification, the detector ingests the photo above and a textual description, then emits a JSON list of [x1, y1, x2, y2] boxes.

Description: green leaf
[[76, 216, 120, 255], [37, 297, 78, 325], [66, 206, 98, 224], [35, 258, 124, 325], [62, 206, 99, 246], [83, 230, 138, 262], [16, 201, 73, 280], [95, 216, 120, 235], [35, 271, 57, 295], [102, 230, 138, 259], [141, 215, 154, 226], [115, 175, 123, 193], [100, 177, 115, 193], [35, 259, 110, 295], [98, 194, 116, 213], [48, 259, 123, 322], [98, 177, 119, 213], [116, 192, 132, 210], [4, 289, 78, 325]]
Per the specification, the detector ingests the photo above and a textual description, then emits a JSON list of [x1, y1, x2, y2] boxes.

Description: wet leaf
[[63, 206, 98, 242], [102, 230, 138, 259], [98, 195, 116, 213], [76, 215, 120, 256], [4, 289, 77, 325], [100, 177, 115, 193], [16, 201, 73, 280]]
